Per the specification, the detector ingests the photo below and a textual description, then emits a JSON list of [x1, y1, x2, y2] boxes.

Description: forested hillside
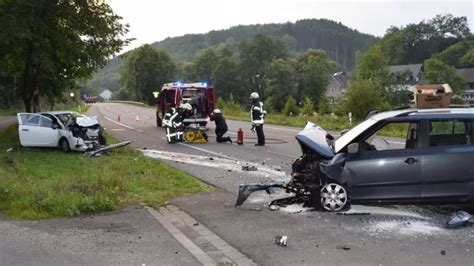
[[154, 19, 376, 68], [85, 19, 376, 93]]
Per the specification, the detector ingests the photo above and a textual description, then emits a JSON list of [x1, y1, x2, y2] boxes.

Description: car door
[[421, 119, 474, 201], [17, 113, 59, 147], [342, 121, 423, 202]]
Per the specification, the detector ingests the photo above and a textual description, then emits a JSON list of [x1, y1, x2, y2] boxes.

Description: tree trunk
[[22, 63, 41, 113]]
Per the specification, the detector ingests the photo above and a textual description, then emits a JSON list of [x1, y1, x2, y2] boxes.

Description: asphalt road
[[89, 103, 474, 265]]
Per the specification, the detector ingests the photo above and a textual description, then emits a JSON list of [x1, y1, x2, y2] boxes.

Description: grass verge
[[222, 108, 406, 138], [0, 125, 212, 219]]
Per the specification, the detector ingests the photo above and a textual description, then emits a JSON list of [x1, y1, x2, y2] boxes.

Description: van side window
[[429, 120, 471, 147], [164, 90, 175, 104]]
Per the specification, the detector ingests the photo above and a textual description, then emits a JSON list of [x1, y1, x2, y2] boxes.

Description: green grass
[[223, 107, 351, 131], [0, 125, 212, 219], [0, 108, 22, 117], [68, 103, 91, 113], [222, 107, 407, 138]]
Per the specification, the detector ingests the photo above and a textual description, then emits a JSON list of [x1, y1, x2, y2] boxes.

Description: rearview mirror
[[52, 123, 60, 129], [347, 143, 359, 154]]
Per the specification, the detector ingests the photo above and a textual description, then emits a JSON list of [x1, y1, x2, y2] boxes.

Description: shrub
[[282, 95, 299, 116], [300, 97, 314, 116]]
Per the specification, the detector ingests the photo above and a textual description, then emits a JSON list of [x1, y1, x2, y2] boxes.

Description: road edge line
[[145, 206, 216, 266]]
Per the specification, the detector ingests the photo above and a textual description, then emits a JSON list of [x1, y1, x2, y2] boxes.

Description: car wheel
[[59, 138, 70, 153], [320, 183, 348, 212]]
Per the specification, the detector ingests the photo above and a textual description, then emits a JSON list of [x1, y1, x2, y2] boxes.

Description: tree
[[296, 49, 335, 104], [265, 58, 298, 111], [193, 48, 218, 81], [0, 0, 130, 112], [120, 45, 176, 104], [211, 47, 240, 100], [342, 79, 388, 121], [460, 48, 474, 67], [238, 35, 288, 101], [423, 59, 466, 95], [434, 40, 474, 67], [379, 14, 471, 65], [353, 44, 391, 86]]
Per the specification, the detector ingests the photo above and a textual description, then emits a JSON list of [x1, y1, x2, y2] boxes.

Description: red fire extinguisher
[[237, 128, 244, 145]]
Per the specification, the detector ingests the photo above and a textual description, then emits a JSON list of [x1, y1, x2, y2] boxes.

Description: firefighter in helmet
[[163, 103, 193, 143], [250, 92, 266, 146], [210, 109, 232, 143]]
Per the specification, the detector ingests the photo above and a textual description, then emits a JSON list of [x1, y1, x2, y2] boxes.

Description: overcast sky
[[109, 0, 474, 52]]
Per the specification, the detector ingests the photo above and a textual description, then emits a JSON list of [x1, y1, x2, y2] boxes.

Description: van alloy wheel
[[320, 183, 348, 211]]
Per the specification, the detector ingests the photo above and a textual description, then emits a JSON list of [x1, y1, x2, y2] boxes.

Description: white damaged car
[[17, 111, 106, 152]]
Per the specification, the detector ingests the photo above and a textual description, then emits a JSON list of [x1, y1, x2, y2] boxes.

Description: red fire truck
[[153, 82, 216, 127]]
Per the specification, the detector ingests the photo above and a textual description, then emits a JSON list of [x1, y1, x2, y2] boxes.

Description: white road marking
[[104, 116, 135, 129], [178, 142, 237, 161], [110, 129, 126, 131], [104, 116, 144, 133], [145, 207, 216, 265], [264, 126, 300, 132]]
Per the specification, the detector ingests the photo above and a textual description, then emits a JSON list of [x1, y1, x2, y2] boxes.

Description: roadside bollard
[[237, 128, 244, 145]]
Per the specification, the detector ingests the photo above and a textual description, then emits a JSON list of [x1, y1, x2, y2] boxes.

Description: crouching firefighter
[[210, 109, 232, 143], [250, 92, 266, 146], [163, 103, 193, 144]]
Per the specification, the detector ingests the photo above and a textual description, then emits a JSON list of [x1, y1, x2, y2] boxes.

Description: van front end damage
[[235, 122, 348, 211]]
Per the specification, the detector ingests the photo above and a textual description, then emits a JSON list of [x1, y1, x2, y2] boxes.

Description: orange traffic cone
[[118, 115, 121, 122]]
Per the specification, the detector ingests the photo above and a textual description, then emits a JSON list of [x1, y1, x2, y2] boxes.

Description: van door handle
[[405, 157, 418, 164], [22, 129, 29, 132]]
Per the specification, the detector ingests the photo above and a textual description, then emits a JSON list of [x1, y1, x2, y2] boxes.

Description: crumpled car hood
[[76, 116, 99, 127], [295, 122, 335, 158]]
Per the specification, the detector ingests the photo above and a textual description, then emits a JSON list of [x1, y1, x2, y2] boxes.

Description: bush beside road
[[0, 125, 211, 219]]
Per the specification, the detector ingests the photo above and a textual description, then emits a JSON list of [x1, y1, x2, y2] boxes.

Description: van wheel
[[156, 112, 162, 127], [319, 183, 349, 212], [59, 138, 70, 152]]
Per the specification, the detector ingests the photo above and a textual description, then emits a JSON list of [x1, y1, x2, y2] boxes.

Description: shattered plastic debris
[[242, 165, 258, 171], [275, 235, 288, 246], [368, 221, 443, 236], [269, 205, 280, 211], [279, 203, 311, 214], [446, 211, 472, 229]]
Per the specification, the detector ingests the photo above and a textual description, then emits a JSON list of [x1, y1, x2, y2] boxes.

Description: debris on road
[[446, 211, 472, 229], [441, 250, 447, 256], [269, 205, 280, 211], [242, 165, 257, 171], [142, 150, 287, 181], [275, 235, 288, 246], [336, 245, 351, 250], [85, 141, 131, 157]]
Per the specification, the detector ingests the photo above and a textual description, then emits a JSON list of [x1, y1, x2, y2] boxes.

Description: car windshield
[[334, 118, 378, 153], [56, 112, 86, 126]]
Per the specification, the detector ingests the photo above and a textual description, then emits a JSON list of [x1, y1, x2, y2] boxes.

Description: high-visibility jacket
[[162, 108, 184, 128], [250, 101, 265, 125]]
